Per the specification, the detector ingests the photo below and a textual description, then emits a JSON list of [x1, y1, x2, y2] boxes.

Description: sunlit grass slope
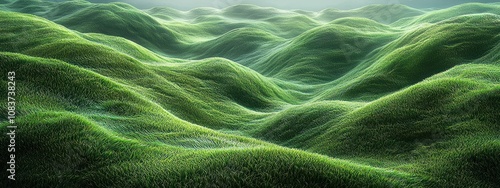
[[0, 51, 422, 187], [0, 0, 499, 187], [317, 13, 500, 100]]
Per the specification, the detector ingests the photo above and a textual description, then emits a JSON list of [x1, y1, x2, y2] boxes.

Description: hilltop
[[0, 0, 499, 187]]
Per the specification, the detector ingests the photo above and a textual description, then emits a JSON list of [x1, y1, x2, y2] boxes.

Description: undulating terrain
[[1, 0, 499, 187]]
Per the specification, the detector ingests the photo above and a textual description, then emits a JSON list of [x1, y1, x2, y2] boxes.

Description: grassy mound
[[318, 13, 500, 100], [186, 28, 284, 62], [0, 113, 424, 187], [251, 23, 397, 83], [54, 3, 184, 53], [317, 4, 424, 23], [1, 1, 499, 187]]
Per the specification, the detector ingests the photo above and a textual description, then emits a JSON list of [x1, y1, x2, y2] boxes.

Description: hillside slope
[[0, 1, 499, 187]]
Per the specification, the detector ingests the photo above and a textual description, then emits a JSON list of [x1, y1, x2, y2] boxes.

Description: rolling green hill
[[0, 0, 499, 187]]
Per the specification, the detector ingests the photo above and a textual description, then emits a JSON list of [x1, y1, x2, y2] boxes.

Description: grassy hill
[[0, 0, 499, 187]]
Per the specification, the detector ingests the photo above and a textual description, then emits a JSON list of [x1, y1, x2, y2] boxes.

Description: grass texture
[[0, 0, 499, 187]]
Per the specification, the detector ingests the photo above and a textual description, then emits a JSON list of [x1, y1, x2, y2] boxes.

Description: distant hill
[[0, 0, 499, 187]]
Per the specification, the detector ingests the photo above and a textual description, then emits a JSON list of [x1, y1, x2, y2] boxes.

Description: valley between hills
[[0, 0, 499, 187]]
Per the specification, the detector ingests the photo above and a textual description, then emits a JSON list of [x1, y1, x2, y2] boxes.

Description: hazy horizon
[[45, 0, 500, 10]]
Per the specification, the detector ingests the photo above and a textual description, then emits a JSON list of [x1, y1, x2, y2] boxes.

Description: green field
[[0, 0, 499, 187]]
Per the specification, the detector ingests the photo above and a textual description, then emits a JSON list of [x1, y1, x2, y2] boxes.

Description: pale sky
[[53, 0, 499, 10]]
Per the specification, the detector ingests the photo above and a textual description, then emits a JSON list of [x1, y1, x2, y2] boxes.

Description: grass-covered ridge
[[0, 0, 499, 187]]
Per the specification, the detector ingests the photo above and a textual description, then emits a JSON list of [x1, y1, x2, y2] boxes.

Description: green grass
[[316, 4, 424, 24], [0, 0, 499, 187]]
